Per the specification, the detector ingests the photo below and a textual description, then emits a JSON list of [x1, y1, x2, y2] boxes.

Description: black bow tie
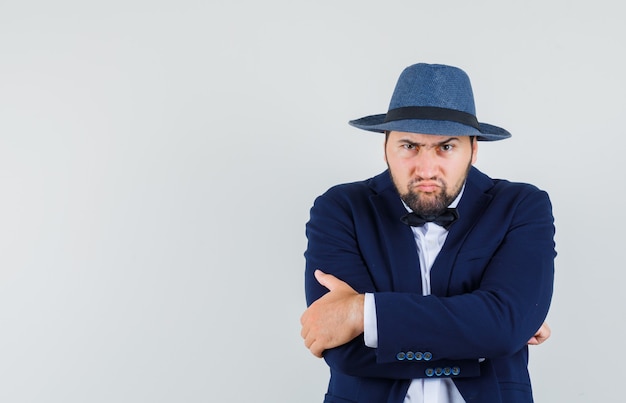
[[400, 208, 459, 229]]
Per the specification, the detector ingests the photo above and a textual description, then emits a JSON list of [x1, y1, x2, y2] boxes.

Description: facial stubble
[[389, 155, 473, 217]]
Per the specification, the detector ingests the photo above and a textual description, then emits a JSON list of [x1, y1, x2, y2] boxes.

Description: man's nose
[[413, 150, 438, 178]]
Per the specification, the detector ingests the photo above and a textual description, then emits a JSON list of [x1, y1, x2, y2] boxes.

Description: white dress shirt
[[364, 190, 466, 403]]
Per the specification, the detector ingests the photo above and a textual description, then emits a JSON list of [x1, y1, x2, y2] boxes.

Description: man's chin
[[415, 193, 442, 205], [404, 194, 447, 215]]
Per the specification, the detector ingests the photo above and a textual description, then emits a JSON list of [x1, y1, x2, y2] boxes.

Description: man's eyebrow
[[436, 137, 461, 146], [397, 137, 461, 146]]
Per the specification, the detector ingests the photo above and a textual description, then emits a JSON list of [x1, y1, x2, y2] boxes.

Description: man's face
[[385, 131, 477, 216]]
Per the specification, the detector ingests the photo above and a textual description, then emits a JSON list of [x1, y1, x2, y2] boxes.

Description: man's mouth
[[411, 181, 441, 193]]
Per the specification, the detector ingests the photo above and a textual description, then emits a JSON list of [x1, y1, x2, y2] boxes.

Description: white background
[[0, 1, 623, 402]]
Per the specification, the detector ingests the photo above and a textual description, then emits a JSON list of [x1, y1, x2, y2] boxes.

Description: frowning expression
[[385, 131, 477, 216]]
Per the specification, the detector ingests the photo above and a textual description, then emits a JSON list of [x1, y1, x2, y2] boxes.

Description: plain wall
[[0, 1, 623, 402]]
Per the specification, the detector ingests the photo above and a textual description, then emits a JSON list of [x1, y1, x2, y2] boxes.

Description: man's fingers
[[309, 340, 324, 358], [303, 334, 313, 349], [300, 322, 308, 339], [314, 269, 342, 291], [300, 309, 308, 326], [301, 328, 324, 358], [527, 322, 551, 345]]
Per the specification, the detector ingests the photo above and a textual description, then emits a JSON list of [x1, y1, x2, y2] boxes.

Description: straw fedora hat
[[348, 63, 511, 141]]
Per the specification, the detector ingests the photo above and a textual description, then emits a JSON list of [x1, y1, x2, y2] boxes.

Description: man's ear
[[471, 136, 478, 164], [383, 131, 389, 164]]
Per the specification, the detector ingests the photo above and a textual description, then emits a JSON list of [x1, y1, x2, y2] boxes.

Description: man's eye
[[440, 144, 453, 151], [403, 144, 415, 150]]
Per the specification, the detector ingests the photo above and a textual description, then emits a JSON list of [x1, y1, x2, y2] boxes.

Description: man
[[300, 63, 555, 402]]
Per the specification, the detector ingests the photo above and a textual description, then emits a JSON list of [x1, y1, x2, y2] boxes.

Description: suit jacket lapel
[[369, 171, 424, 294], [430, 167, 494, 296]]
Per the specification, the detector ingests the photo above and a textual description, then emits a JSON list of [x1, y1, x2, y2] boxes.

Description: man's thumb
[[314, 269, 338, 291]]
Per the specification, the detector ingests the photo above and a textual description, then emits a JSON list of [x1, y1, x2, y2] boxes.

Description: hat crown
[[348, 62, 511, 141], [388, 63, 476, 116]]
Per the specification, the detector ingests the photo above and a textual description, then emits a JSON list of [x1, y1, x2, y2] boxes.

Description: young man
[[301, 63, 555, 402]]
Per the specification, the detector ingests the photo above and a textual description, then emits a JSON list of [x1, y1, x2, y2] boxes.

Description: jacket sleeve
[[374, 188, 556, 363]]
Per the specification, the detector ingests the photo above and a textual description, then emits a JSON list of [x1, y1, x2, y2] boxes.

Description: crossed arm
[[301, 269, 551, 358]]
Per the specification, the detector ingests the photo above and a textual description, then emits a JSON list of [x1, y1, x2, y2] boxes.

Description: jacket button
[[415, 352, 423, 360], [423, 351, 433, 361], [451, 366, 460, 375], [435, 367, 443, 376], [425, 368, 434, 377], [396, 352, 406, 361], [406, 351, 415, 360]]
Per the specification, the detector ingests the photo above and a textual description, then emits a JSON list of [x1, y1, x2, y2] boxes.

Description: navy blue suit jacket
[[304, 167, 556, 403]]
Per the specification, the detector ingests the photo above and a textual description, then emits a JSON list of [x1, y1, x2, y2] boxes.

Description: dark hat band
[[384, 106, 480, 130]]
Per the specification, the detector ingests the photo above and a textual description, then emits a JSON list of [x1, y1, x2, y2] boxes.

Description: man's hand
[[527, 322, 551, 345], [300, 270, 365, 358]]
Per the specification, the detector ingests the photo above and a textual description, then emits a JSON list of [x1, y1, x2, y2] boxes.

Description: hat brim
[[348, 114, 511, 141]]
